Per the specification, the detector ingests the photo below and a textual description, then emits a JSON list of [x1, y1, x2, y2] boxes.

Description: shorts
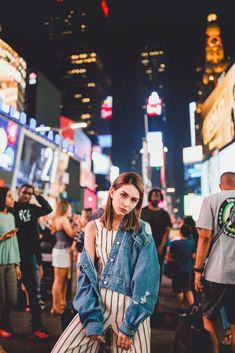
[[202, 280, 235, 324], [52, 248, 71, 268], [173, 272, 192, 293]]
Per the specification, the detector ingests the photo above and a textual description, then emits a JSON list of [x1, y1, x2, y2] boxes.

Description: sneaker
[[0, 329, 12, 338], [33, 330, 50, 340]]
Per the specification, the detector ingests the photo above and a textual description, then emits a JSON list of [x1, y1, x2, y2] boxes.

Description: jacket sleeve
[[73, 259, 104, 336], [120, 237, 160, 338], [35, 195, 53, 218]]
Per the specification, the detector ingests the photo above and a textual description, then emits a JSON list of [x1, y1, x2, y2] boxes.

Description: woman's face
[[110, 184, 140, 217], [5, 190, 14, 209]]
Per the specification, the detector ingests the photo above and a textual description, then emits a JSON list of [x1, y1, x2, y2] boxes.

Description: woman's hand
[[1, 228, 19, 241], [89, 335, 105, 343], [15, 265, 21, 280], [117, 332, 133, 351]]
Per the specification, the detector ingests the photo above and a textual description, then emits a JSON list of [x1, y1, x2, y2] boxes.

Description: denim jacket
[[73, 219, 160, 338]]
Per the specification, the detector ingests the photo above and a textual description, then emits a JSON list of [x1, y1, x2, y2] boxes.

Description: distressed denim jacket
[[73, 220, 160, 338]]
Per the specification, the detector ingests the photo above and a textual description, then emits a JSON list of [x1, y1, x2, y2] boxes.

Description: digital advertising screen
[[0, 115, 21, 186], [0, 39, 27, 111], [17, 134, 58, 189], [202, 63, 235, 155]]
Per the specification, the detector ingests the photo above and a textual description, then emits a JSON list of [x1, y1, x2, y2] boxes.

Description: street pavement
[[0, 275, 228, 353]]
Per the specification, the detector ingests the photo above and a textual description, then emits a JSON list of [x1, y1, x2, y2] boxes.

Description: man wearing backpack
[[194, 172, 235, 353]]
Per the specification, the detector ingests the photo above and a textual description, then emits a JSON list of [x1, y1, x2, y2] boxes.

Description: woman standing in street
[[0, 187, 21, 338], [51, 200, 77, 314], [51, 172, 160, 353]]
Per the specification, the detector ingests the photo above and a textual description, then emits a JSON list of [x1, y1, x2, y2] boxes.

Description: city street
[[0, 276, 177, 353]]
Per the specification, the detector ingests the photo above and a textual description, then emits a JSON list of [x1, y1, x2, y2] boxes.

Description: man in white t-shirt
[[195, 172, 235, 353]]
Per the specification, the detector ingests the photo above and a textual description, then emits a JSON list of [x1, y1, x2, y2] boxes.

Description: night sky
[[1, 0, 235, 197]]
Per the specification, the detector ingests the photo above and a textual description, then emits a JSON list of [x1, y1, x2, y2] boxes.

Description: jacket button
[[110, 258, 114, 262], [104, 280, 108, 285], [116, 241, 120, 245]]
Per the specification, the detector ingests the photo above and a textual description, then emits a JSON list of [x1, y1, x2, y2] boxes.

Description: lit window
[[81, 113, 91, 119], [141, 52, 148, 57], [82, 98, 91, 103], [90, 52, 97, 58], [71, 54, 79, 60], [79, 53, 87, 59], [88, 82, 96, 87], [160, 64, 165, 68], [74, 93, 82, 99]]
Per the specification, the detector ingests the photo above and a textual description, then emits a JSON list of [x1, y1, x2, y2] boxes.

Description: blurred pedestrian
[[195, 172, 235, 353], [0, 187, 21, 338], [169, 224, 195, 315], [51, 200, 77, 315], [141, 188, 171, 273], [51, 172, 160, 353], [13, 184, 52, 339]]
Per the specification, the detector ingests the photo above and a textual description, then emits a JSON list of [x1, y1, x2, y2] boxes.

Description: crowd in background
[[0, 179, 233, 353]]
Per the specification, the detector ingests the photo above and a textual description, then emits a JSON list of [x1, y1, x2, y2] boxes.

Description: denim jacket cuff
[[119, 321, 136, 339], [86, 322, 103, 336]]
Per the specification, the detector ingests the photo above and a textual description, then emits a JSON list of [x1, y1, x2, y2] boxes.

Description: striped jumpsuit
[[51, 219, 151, 353]]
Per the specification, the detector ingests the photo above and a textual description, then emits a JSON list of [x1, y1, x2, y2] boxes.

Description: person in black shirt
[[141, 188, 171, 270], [14, 184, 52, 339]]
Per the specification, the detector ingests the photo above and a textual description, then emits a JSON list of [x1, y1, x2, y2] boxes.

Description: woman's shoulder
[[85, 220, 98, 233], [133, 220, 154, 245]]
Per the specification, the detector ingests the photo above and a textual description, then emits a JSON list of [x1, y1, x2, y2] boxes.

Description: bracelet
[[193, 266, 204, 273]]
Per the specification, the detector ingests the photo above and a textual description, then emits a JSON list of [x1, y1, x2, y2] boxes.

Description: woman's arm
[[120, 232, 160, 338], [73, 221, 104, 337], [83, 221, 96, 261], [61, 217, 77, 238]]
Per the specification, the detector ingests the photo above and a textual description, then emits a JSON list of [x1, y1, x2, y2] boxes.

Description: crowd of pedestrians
[[0, 171, 234, 353]]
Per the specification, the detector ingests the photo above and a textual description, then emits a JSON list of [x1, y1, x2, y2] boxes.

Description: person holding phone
[[0, 187, 21, 338]]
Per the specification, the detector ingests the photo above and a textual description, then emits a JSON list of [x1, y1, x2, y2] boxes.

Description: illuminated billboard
[[0, 39, 27, 111], [202, 62, 235, 155], [146, 91, 162, 116], [184, 194, 204, 221], [92, 151, 111, 175], [183, 145, 203, 164], [101, 96, 112, 119], [97, 134, 112, 148], [0, 115, 21, 186], [146, 131, 163, 167], [17, 134, 60, 189]]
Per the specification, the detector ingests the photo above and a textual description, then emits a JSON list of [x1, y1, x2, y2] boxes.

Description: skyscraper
[[137, 45, 169, 190], [43, 0, 111, 139], [195, 13, 229, 145]]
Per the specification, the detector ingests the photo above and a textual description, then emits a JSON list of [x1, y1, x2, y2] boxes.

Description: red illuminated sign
[[101, 0, 109, 18], [101, 96, 112, 119], [146, 91, 162, 116]]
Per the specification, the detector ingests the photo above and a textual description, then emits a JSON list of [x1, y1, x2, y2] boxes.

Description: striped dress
[[51, 219, 151, 353]]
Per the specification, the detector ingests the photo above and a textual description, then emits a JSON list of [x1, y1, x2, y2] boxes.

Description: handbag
[[173, 294, 213, 353]]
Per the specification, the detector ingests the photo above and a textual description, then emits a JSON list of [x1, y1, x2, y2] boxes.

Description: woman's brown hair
[[51, 200, 70, 233], [101, 172, 144, 231]]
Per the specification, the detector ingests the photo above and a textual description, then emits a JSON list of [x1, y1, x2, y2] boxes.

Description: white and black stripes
[[51, 219, 151, 353]]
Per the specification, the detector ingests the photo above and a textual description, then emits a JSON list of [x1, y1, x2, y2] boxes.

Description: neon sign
[[101, 0, 109, 18], [146, 91, 162, 116]]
